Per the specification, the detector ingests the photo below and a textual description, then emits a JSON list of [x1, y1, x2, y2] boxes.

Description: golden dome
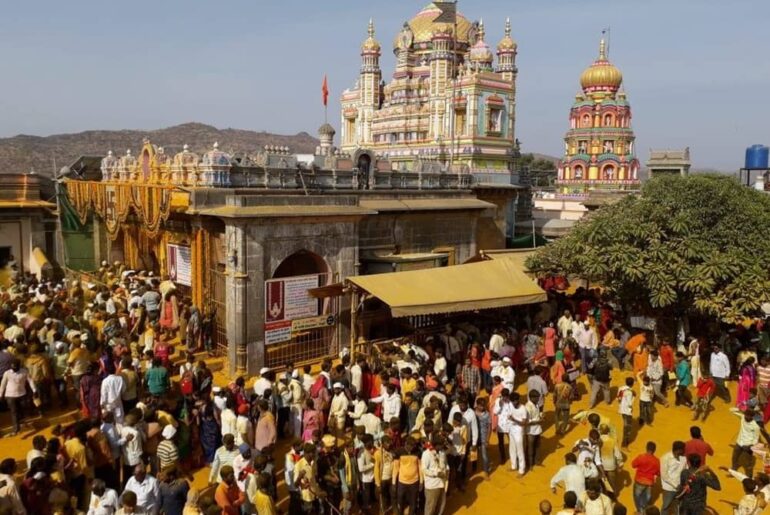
[[361, 18, 381, 53], [579, 39, 622, 91], [395, 2, 473, 48], [497, 18, 517, 52]]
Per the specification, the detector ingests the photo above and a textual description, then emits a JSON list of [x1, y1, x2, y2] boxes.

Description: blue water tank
[[745, 144, 769, 170]]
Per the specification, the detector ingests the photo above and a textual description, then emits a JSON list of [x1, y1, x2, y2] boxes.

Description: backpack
[[310, 375, 326, 399], [180, 369, 195, 395], [594, 361, 611, 382]]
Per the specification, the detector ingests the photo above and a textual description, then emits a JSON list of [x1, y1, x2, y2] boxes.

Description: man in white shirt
[[0, 458, 26, 515], [733, 409, 761, 477], [618, 376, 635, 449], [288, 371, 304, 437], [550, 452, 586, 498], [350, 355, 365, 394], [372, 384, 401, 423], [87, 479, 119, 515], [710, 344, 731, 402], [123, 464, 160, 515], [447, 398, 478, 450], [328, 382, 350, 437], [0, 359, 36, 435], [421, 438, 448, 515], [660, 441, 687, 513], [557, 310, 574, 339], [525, 391, 543, 469], [253, 367, 272, 397], [501, 392, 528, 476], [489, 329, 505, 356], [100, 369, 126, 424], [434, 348, 448, 384], [497, 357, 515, 392], [577, 321, 597, 373]]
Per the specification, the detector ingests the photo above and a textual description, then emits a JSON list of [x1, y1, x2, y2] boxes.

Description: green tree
[[526, 174, 770, 325]]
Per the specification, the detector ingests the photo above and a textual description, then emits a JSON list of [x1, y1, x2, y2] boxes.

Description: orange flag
[[322, 75, 329, 107]]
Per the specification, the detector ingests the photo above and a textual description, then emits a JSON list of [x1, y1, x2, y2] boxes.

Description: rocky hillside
[[0, 123, 320, 176]]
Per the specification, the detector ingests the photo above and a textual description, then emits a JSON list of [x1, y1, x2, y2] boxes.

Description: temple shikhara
[[340, 3, 518, 176], [556, 38, 640, 197]]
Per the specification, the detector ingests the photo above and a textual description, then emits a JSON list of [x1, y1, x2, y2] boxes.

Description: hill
[[0, 123, 320, 176]]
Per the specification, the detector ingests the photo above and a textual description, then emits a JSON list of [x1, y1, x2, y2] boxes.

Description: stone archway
[[272, 249, 330, 279]]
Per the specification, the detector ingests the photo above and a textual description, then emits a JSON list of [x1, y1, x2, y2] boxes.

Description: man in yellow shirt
[[251, 472, 276, 515], [400, 368, 417, 402], [64, 423, 93, 511], [293, 443, 323, 511]]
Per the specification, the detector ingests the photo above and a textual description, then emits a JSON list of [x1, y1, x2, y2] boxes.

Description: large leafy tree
[[527, 174, 770, 324]]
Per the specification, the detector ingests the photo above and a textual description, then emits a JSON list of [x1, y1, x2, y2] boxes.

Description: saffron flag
[[322, 75, 329, 107]]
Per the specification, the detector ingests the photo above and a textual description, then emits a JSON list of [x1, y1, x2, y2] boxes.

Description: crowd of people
[[0, 264, 770, 514]]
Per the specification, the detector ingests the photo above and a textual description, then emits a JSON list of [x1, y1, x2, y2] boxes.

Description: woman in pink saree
[[301, 398, 322, 442], [737, 357, 757, 411]]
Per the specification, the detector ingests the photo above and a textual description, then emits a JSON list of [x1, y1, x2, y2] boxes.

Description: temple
[[647, 148, 691, 178], [340, 3, 519, 178], [556, 38, 640, 197]]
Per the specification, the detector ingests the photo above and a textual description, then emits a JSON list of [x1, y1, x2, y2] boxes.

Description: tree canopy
[[526, 174, 770, 323]]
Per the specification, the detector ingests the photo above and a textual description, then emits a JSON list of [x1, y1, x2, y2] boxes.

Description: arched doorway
[[273, 249, 329, 278], [354, 149, 374, 190], [266, 250, 336, 368]]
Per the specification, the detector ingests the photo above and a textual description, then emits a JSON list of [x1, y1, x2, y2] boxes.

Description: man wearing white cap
[[498, 357, 515, 392], [253, 368, 272, 397], [288, 370, 304, 438], [157, 425, 179, 471], [328, 382, 349, 437]]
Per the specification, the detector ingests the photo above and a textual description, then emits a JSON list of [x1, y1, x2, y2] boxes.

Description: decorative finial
[[505, 17, 511, 37], [183, 144, 189, 152], [368, 18, 375, 38], [107, 150, 113, 157], [213, 141, 219, 150], [599, 38, 607, 60], [126, 149, 132, 156]]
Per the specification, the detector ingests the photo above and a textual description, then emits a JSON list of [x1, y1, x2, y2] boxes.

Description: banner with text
[[167, 244, 192, 286], [264, 274, 320, 344]]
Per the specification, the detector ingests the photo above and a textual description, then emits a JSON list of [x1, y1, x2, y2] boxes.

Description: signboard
[[167, 244, 192, 286], [291, 314, 336, 334], [265, 320, 292, 345], [265, 274, 320, 323]]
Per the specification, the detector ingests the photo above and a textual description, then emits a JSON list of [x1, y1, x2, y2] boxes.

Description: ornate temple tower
[[429, 27, 454, 139], [340, 3, 517, 174], [496, 18, 518, 143], [358, 19, 382, 147], [556, 38, 640, 196]]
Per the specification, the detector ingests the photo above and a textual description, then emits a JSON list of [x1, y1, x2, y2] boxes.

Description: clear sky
[[0, 0, 767, 170]]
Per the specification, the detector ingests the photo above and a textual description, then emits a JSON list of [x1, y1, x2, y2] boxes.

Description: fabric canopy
[[347, 257, 547, 317]]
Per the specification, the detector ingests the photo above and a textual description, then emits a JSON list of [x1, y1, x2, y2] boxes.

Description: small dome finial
[[368, 18, 375, 38], [599, 38, 607, 60], [213, 141, 219, 150], [505, 17, 511, 37]]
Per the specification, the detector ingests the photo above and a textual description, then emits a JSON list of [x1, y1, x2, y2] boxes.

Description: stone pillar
[[225, 222, 249, 375]]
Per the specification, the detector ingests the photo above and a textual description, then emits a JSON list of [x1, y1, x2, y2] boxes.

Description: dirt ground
[[0, 368, 749, 514]]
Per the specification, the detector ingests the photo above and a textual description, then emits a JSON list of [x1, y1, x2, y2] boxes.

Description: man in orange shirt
[[631, 441, 660, 513], [214, 465, 245, 515]]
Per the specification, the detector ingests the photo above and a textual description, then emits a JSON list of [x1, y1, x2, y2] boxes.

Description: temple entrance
[[273, 249, 330, 279], [355, 151, 373, 190], [265, 250, 338, 368]]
